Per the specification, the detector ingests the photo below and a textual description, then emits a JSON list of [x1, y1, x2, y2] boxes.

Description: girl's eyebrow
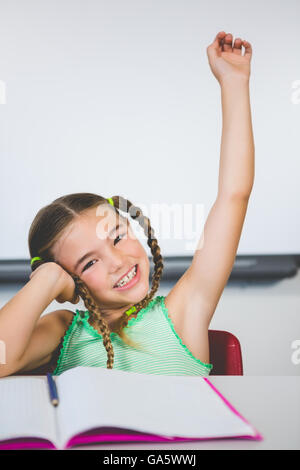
[[73, 223, 123, 271]]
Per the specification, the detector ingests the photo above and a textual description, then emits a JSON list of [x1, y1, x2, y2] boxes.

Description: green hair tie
[[107, 198, 114, 206], [125, 306, 137, 316], [31, 256, 42, 266]]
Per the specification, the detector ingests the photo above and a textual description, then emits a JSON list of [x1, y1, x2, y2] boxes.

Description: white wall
[[0, 0, 300, 259]]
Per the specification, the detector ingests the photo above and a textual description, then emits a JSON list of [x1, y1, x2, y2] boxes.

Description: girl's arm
[[210, 31, 254, 196], [218, 78, 254, 196], [187, 33, 254, 324], [166, 32, 254, 329], [0, 263, 73, 376]]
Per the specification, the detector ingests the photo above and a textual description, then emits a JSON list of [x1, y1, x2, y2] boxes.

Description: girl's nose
[[105, 250, 125, 272]]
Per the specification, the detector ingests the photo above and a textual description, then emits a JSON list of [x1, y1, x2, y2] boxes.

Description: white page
[[0, 376, 58, 446], [56, 366, 255, 447]]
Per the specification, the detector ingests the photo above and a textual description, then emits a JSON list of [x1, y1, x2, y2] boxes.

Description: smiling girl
[[0, 31, 254, 378]]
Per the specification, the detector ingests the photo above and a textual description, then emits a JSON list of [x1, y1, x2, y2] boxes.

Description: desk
[[71, 376, 300, 450]]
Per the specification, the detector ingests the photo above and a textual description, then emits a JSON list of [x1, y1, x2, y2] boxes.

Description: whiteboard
[[0, 0, 299, 260]]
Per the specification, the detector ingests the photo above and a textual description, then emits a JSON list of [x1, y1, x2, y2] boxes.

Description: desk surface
[[72, 376, 300, 450]]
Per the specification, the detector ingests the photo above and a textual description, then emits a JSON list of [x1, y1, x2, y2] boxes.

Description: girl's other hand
[[29, 262, 80, 305], [207, 31, 252, 85]]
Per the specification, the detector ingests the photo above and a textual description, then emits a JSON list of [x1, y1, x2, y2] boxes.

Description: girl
[[0, 31, 254, 378]]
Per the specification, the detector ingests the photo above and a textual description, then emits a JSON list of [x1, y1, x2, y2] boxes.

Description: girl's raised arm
[[165, 32, 254, 329]]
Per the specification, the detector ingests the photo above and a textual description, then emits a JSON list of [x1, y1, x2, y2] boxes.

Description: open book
[[0, 366, 262, 449]]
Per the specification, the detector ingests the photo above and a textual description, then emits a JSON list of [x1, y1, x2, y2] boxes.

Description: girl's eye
[[82, 234, 125, 272], [82, 259, 96, 272], [114, 233, 125, 245]]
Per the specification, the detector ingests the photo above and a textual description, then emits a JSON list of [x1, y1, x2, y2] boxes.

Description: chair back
[[208, 330, 243, 375]]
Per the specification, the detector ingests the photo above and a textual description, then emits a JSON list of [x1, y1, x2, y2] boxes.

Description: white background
[[0, 0, 299, 258]]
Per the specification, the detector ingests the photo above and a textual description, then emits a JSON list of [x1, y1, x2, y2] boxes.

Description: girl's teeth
[[116, 266, 137, 287]]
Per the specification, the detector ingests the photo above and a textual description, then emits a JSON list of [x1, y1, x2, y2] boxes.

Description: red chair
[[208, 330, 243, 375]]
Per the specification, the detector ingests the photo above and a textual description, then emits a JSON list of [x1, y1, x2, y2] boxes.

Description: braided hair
[[29, 193, 164, 369]]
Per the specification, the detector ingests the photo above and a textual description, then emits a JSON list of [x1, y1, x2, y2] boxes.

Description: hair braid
[[109, 196, 164, 342], [73, 277, 115, 369]]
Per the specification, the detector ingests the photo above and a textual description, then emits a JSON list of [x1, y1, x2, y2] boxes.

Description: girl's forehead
[[52, 209, 129, 263], [79, 206, 126, 225], [74, 209, 128, 235]]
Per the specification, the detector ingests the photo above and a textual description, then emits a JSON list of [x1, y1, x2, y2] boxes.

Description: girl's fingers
[[223, 33, 233, 52], [242, 40, 252, 56], [211, 31, 226, 50], [215, 31, 226, 43], [233, 38, 243, 55], [209, 32, 252, 59]]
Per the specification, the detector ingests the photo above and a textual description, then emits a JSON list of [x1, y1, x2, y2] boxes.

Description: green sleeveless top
[[52, 295, 213, 377]]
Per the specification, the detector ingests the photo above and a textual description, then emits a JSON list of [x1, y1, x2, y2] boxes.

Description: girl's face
[[51, 206, 150, 312]]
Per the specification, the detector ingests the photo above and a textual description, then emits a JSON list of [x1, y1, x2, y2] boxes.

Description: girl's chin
[[113, 281, 149, 300], [113, 284, 148, 296]]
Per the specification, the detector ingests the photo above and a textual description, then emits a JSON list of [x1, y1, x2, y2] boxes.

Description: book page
[[0, 376, 58, 447], [56, 366, 256, 446]]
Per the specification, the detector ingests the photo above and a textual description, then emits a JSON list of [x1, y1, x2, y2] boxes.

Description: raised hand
[[206, 31, 252, 84]]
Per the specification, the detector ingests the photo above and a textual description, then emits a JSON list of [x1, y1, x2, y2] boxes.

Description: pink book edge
[[0, 377, 263, 449], [203, 378, 263, 441]]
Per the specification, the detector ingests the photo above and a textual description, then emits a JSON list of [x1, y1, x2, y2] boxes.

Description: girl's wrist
[[219, 75, 250, 89]]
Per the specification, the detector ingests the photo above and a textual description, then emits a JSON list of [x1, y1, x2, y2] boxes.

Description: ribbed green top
[[52, 295, 213, 377]]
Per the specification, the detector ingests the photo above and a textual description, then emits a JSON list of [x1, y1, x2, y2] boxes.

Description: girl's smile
[[113, 263, 140, 290]]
